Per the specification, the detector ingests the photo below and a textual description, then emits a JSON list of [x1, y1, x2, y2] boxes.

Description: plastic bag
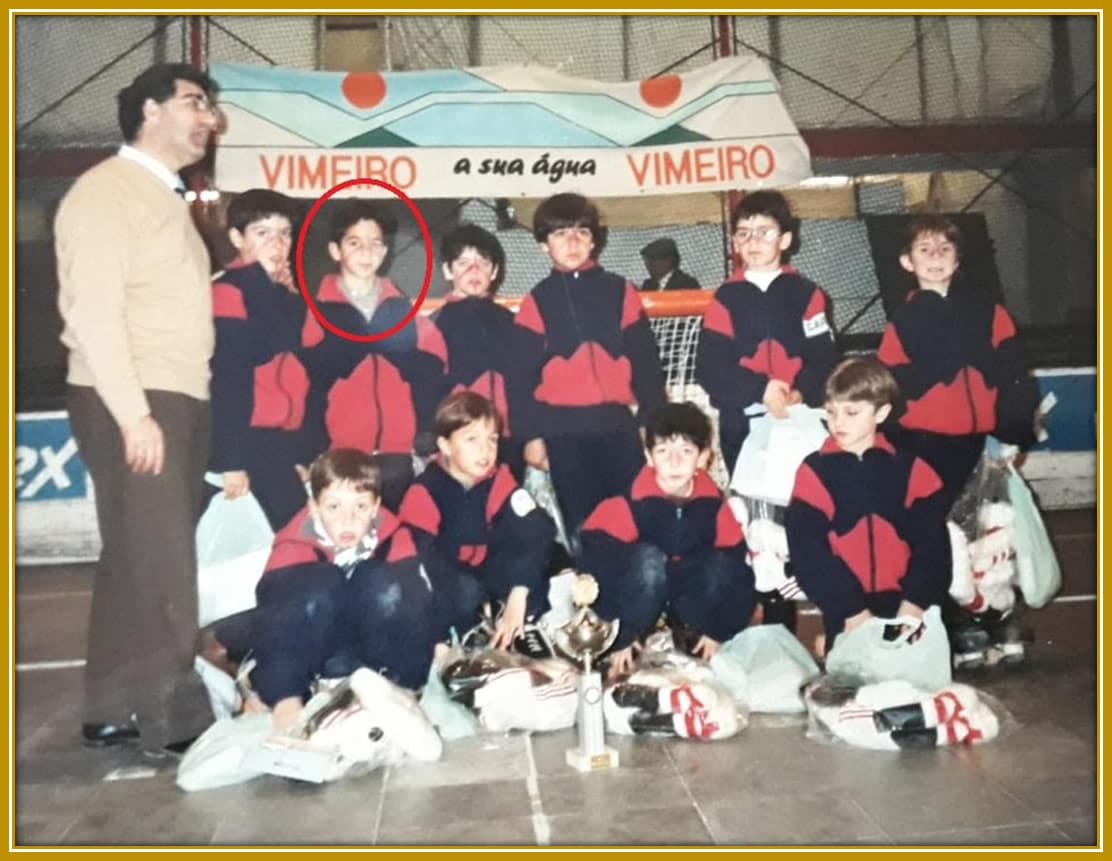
[[438, 647, 579, 733], [523, 465, 571, 552], [177, 713, 272, 792], [710, 625, 821, 713], [419, 652, 480, 739], [1005, 460, 1062, 608], [247, 668, 442, 785], [825, 605, 952, 692], [471, 659, 579, 733], [730, 406, 828, 506], [729, 495, 806, 600], [179, 669, 443, 791], [196, 473, 274, 627], [194, 654, 239, 722], [802, 674, 1007, 750], [947, 442, 1060, 611], [603, 630, 746, 740], [604, 669, 743, 740]]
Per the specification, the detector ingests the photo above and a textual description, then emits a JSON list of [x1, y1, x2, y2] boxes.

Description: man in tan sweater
[[55, 63, 220, 756]]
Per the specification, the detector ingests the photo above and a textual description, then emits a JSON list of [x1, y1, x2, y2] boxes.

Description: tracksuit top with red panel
[[299, 274, 447, 457], [785, 434, 951, 628], [398, 460, 555, 591], [512, 262, 666, 441], [580, 466, 750, 572], [209, 259, 312, 472], [432, 296, 525, 438], [263, 504, 419, 577], [695, 266, 839, 433], [876, 278, 1038, 445]]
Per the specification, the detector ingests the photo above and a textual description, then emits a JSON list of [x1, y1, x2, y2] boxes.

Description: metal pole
[[189, 15, 203, 68], [717, 15, 738, 277]]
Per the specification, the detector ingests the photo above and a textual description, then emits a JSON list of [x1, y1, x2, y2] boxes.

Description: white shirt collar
[[118, 144, 184, 193], [657, 270, 673, 290]]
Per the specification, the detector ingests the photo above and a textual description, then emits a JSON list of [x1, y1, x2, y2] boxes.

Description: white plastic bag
[[1006, 460, 1062, 608], [176, 713, 272, 792], [730, 406, 828, 505], [825, 605, 952, 692], [710, 625, 821, 713], [196, 473, 274, 627], [803, 676, 1003, 750], [604, 669, 743, 740], [523, 465, 570, 552], [603, 630, 746, 740], [471, 662, 579, 733]]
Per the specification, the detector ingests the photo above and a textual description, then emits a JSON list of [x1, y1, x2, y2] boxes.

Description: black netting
[[14, 14, 1097, 413]]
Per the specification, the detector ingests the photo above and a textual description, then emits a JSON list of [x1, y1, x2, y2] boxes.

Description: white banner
[[212, 56, 812, 198]]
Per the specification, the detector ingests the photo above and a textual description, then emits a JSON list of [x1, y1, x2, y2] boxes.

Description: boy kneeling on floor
[[242, 448, 438, 731], [579, 402, 756, 681]]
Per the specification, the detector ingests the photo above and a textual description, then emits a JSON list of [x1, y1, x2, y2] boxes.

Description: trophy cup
[[553, 574, 621, 772]]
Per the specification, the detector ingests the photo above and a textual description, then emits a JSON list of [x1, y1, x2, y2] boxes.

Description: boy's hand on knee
[[524, 439, 549, 471], [491, 587, 529, 650], [691, 635, 721, 661], [897, 599, 924, 620]]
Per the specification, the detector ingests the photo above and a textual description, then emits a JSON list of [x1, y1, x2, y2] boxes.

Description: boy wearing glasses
[[695, 190, 839, 475], [432, 223, 527, 478], [515, 193, 666, 555], [300, 200, 447, 510]]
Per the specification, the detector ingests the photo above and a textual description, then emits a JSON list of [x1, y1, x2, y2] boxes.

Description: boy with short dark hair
[[433, 223, 527, 477], [399, 391, 556, 653], [515, 193, 666, 553], [877, 214, 1040, 509], [245, 448, 436, 731], [579, 402, 756, 680], [209, 188, 310, 529], [695, 190, 840, 475], [300, 199, 447, 510], [785, 358, 951, 651]]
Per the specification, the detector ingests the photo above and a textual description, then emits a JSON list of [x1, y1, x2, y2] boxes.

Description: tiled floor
[[13, 510, 1100, 847]]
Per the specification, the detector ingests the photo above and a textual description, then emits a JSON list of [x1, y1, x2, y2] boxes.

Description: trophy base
[[565, 746, 620, 772]]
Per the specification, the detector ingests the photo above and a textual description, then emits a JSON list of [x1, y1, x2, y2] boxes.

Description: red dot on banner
[[341, 72, 387, 109], [639, 75, 682, 109]]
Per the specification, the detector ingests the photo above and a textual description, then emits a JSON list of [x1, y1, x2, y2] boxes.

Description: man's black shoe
[[81, 719, 140, 748]]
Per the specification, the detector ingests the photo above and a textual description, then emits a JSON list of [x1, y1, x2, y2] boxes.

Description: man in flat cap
[[639, 237, 701, 292]]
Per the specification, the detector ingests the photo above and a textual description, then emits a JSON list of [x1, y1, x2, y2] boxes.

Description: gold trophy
[[553, 574, 621, 771]]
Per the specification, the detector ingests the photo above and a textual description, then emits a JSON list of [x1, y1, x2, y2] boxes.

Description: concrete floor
[[13, 510, 1099, 847]]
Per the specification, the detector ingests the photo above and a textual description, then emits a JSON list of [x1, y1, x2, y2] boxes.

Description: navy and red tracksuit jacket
[[784, 434, 951, 635], [695, 266, 839, 435], [209, 259, 312, 472], [262, 504, 419, 578], [299, 274, 447, 457], [512, 262, 666, 441], [432, 295, 526, 439], [877, 278, 1038, 446], [398, 460, 555, 601], [580, 466, 752, 575]]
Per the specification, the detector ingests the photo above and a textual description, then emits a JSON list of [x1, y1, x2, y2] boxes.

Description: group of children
[[202, 186, 1040, 730]]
